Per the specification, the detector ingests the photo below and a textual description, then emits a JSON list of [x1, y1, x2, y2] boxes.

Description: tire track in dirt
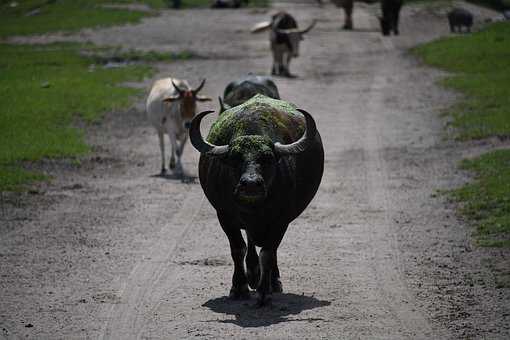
[[101, 186, 205, 339]]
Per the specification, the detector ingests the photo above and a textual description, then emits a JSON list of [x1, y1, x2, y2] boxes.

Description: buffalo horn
[[299, 20, 316, 34], [189, 110, 229, 156], [274, 109, 317, 155]]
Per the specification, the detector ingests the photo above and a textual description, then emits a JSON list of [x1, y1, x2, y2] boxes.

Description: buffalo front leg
[[256, 247, 276, 306], [218, 212, 250, 300], [342, 0, 353, 30], [246, 235, 260, 289], [271, 250, 283, 293]]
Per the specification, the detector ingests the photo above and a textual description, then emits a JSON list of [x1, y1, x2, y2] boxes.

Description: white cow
[[146, 78, 211, 176]]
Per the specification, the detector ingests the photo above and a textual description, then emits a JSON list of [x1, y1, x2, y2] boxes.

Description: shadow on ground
[[202, 293, 331, 327]]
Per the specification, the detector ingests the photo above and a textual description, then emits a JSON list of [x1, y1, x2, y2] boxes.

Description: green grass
[[414, 22, 510, 247], [0, 43, 153, 191], [452, 150, 510, 247], [0, 1, 153, 38], [413, 22, 510, 140]]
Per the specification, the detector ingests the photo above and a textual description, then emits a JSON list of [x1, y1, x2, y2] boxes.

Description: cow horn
[[172, 80, 185, 96], [299, 20, 316, 34], [192, 79, 206, 95], [274, 109, 317, 155], [189, 110, 229, 156]]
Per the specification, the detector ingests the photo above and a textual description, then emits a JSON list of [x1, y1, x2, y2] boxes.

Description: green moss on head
[[207, 94, 304, 145], [230, 135, 273, 156]]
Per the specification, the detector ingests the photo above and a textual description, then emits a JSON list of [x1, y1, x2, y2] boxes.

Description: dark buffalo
[[447, 8, 474, 33], [189, 94, 324, 306], [379, 0, 403, 36], [219, 75, 280, 113]]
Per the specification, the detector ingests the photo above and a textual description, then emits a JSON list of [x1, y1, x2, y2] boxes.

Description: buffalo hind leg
[[246, 235, 260, 289], [218, 212, 250, 300], [271, 250, 282, 293]]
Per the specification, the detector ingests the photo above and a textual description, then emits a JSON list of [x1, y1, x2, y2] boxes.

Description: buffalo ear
[[196, 95, 212, 102], [163, 95, 180, 103]]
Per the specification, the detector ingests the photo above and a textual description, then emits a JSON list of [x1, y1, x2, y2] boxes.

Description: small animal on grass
[[219, 75, 280, 113], [146, 78, 211, 177], [189, 94, 324, 306], [251, 12, 316, 78], [447, 8, 474, 33], [379, 0, 403, 36]]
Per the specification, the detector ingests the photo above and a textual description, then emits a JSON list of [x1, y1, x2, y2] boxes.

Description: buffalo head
[[163, 79, 212, 129], [189, 109, 318, 206]]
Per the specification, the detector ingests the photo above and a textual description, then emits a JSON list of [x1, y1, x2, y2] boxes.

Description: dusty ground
[[1, 1, 509, 339]]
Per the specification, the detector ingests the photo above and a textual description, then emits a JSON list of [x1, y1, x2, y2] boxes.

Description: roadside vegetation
[[0, 43, 154, 191], [414, 22, 510, 247]]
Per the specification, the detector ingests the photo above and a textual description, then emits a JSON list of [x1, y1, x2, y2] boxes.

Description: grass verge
[[414, 22, 510, 247], [0, 42, 153, 191]]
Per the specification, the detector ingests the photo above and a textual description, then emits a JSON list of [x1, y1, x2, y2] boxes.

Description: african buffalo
[[251, 12, 316, 77], [379, 0, 403, 36], [219, 75, 280, 113], [189, 94, 324, 306]]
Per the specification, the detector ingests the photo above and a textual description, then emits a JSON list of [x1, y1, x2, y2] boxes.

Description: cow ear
[[196, 95, 212, 102], [163, 95, 180, 103]]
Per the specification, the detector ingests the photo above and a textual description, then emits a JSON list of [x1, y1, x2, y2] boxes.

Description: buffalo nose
[[184, 121, 191, 129], [239, 176, 264, 194]]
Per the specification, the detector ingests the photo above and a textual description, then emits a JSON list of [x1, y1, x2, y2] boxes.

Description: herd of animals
[[144, 0, 491, 306]]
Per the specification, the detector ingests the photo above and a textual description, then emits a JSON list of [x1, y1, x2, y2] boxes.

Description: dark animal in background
[[379, 0, 403, 36], [330, 0, 354, 30], [189, 95, 324, 306], [447, 8, 474, 33], [219, 75, 280, 113], [211, 0, 241, 8], [251, 12, 316, 77], [504, 10, 510, 20]]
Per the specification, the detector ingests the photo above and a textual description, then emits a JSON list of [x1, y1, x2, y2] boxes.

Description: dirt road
[[1, 1, 509, 339]]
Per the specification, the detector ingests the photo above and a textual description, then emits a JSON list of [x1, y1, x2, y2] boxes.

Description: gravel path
[[1, 1, 509, 339]]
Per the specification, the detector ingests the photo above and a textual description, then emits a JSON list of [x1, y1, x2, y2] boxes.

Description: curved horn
[[172, 80, 185, 96], [274, 109, 317, 155], [189, 110, 229, 156], [192, 78, 206, 95], [299, 19, 316, 34]]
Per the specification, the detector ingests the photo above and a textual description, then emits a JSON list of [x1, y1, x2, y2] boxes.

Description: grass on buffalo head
[[0, 43, 152, 191], [452, 150, 510, 247], [413, 22, 510, 140]]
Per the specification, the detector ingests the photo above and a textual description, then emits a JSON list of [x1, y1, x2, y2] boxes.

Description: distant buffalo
[[219, 75, 280, 113], [190, 95, 324, 306]]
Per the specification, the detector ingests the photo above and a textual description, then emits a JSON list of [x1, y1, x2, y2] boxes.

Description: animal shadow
[[202, 292, 330, 327], [151, 172, 197, 184]]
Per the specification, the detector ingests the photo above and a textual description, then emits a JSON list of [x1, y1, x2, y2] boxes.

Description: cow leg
[[282, 53, 294, 78], [158, 131, 167, 175], [393, 10, 400, 35], [218, 212, 250, 300], [342, 0, 353, 30], [272, 46, 284, 76], [176, 134, 187, 173], [168, 134, 180, 173], [246, 235, 260, 289], [256, 247, 276, 306]]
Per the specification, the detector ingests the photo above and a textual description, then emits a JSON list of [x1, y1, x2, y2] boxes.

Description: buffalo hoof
[[247, 268, 260, 290], [343, 24, 353, 30], [272, 278, 283, 293], [229, 284, 250, 300], [255, 291, 272, 307], [160, 168, 167, 176]]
